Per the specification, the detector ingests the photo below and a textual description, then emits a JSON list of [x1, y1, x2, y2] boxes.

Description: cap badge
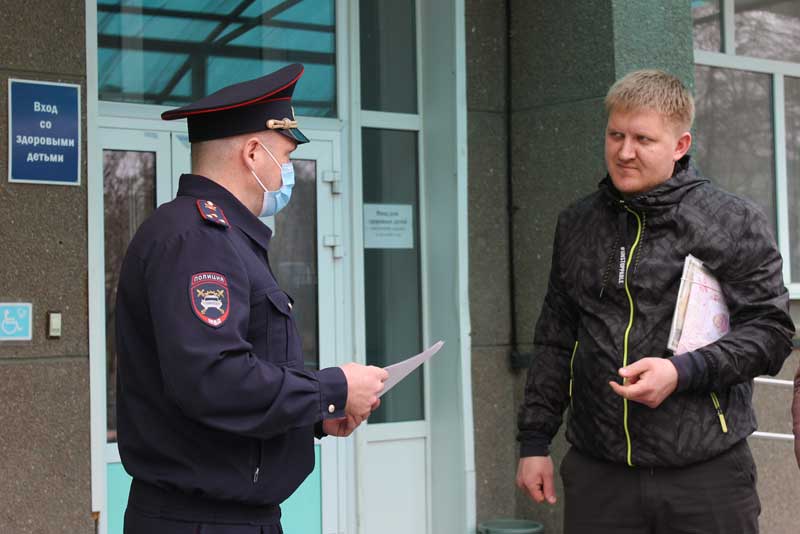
[[266, 118, 299, 130]]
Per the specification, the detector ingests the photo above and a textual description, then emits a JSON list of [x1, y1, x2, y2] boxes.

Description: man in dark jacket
[[116, 64, 388, 534], [516, 70, 795, 534]]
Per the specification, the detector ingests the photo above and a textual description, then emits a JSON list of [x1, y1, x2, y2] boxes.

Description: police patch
[[190, 272, 230, 328]]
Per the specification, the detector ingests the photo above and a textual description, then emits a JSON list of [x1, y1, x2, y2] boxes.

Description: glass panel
[[786, 76, 800, 282], [735, 0, 800, 63], [362, 128, 423, 423], [270, 159, 319, 370], [97, 0, 337, 117], [693, 66, 776, 237], [693, 0, 722, 52], [104, 150, 156, 442], [359, 0, 417, 114]]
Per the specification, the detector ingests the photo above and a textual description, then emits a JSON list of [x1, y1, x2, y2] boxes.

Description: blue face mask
[[249, 141, 295, 217]]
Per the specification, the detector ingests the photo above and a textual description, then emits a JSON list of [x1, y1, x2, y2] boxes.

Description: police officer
[[115, 63, 388, 534]]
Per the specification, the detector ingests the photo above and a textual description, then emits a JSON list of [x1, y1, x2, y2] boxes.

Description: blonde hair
[[605, 69, 694, 132]]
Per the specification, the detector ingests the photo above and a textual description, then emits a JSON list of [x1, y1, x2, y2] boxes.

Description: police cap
[[161, 63, 309, 145]]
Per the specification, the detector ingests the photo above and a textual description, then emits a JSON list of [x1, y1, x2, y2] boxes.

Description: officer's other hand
[[340, 363, 388, 418], [323, 414, 363, 437], [609, 357, 678, 408], [516, 456, 557, 505]]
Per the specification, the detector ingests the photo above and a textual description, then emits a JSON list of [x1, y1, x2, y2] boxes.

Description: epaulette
[[196, 199, 230, 228]]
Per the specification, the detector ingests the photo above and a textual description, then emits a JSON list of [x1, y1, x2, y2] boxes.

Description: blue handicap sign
[[0, 303, 33, 341], [8, 79, 81, 185]]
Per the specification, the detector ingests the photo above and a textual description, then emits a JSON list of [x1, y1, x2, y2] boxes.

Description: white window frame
[[694, 0, 800, 298], [348, 2, 434, 534]]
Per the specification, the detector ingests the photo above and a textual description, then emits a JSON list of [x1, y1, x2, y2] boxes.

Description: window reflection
[[786, 77, 800, 282], [97, 0, 336, 117], [693, 0, 722, 52], [735, 0, 800, 63], [104, 150, 156, 442], [362, 128, 424, 423], [359, 0, 417, 114], [693, 66, 777, 237], [270, 159, 319, 370]]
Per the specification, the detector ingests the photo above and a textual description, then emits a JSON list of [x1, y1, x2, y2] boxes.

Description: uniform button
[[328, 404, 335, 413]]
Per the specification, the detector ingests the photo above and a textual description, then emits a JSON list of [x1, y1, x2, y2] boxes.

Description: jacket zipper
[[253, 440, 263, 483], [622, 204, 642, 467], [710, 392, 729, 433], [569, 340, 579, 409]]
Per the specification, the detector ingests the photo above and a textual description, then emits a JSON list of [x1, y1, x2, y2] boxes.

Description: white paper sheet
[[379, 341, 445, 397], [668, 254, 730, 354]]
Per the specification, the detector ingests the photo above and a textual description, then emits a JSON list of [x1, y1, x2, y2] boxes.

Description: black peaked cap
[[161, 63, 309, 144]]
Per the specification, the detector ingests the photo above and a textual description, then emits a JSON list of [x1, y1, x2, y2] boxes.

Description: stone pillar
[[465, 0, 516, 526], [0, 1, 93, 532]]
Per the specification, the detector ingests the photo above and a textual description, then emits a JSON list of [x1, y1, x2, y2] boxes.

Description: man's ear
[[241, 137, 261, 171], [674, 131, 692, 161]]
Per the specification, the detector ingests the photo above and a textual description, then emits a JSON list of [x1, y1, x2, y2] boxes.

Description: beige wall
[[0, 1, 93, 532]]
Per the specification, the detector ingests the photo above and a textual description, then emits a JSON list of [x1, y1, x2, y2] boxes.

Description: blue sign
[[0, 303, 33, 341], [8, 79, 81, 186]]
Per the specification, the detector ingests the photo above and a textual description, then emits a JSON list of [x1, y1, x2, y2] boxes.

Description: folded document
[[667, 254, 730, 354]]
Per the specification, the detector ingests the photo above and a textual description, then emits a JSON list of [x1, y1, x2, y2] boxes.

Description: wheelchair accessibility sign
[[0, 303, 32, 341]]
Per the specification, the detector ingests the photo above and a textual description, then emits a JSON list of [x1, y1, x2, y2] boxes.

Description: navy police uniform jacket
[[115, 174, 347, 508]]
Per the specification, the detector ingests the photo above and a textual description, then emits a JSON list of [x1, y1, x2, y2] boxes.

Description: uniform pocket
[[265, 289, 293, 365]]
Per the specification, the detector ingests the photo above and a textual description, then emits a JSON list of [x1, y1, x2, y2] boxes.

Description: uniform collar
[[177, 173, 272, 251]]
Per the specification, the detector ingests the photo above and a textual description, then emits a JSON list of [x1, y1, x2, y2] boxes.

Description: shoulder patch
[[190, 272, 230, 328], [196, 199, 229, 228]]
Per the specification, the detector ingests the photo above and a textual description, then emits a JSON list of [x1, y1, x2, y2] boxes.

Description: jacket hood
[[599, 155, 710, 210]]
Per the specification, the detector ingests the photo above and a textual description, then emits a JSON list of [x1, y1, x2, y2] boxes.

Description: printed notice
[[8, 79, 81, 186], [363, 203, 414, 249]]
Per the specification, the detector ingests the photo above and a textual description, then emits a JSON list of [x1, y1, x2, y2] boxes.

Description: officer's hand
[[516, 456, 557, 504], [340, 363, 388, 418], [609, 357, 678, 408], [323, 414, 362, 437]]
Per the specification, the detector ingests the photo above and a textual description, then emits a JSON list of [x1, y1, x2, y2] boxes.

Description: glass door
[[95, 127, 174, 534], [273, 132, 344, 534]]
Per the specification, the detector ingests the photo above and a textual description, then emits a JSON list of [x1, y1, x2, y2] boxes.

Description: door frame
[[88, 124, 177, 534]]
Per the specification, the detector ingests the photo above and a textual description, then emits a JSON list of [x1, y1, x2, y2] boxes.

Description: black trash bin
[[477, 519, 544, 534]]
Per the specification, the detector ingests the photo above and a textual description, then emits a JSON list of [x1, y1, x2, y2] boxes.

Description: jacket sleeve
[[517, 214, 578, 457], [144, 226, 347, 440], [671, 205, 796, 392]]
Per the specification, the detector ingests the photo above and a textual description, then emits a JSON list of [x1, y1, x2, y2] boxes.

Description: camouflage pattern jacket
[[518, 156, 795, 467]]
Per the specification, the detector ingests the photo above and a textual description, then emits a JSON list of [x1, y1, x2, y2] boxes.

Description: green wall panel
[[281, 446, 322, 534], [107, 462, 132, 534]]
